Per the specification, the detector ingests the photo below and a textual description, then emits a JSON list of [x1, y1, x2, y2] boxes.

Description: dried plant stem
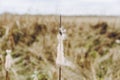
[[58, 15, 62, 80], [60, 15, 61, 28], [6, 70, 10, 80], [59, 15, 62, 80], [59, 66, 62, 80]]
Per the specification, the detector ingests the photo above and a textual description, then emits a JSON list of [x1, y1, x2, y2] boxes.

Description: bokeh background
[[0, 0, 120, 80], [0, 14, 120, 80]]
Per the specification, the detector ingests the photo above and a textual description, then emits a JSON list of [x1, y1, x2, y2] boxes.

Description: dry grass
[[0, 13, 120, 80]]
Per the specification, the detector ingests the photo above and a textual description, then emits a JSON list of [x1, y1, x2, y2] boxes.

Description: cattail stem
[[60, 15, 61, 28], [6, 70, 10, 80], [58, 14, 62, 80], [59, 66, 61, 80]]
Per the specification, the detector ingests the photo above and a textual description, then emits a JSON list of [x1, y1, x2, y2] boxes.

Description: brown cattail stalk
[[6, 70, 10, 80], [59, 15, 62, 80], [60, 15, 61, 28], [59, 66, 61, 80]]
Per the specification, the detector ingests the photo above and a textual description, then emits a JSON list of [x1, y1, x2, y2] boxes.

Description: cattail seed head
[[56, 27, 73, 67], [6, 50, 12, 54], [56, 27, 67, 66], [5, 49, 13, 71]]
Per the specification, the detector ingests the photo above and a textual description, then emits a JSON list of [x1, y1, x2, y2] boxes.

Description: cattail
[[56, 27, 72, 67], [5, 49, 13, 80], [56, 27, 66, 66], [5, 49, 13, 72], [31, 71, 38, 80], [56, 27, 74, 80]]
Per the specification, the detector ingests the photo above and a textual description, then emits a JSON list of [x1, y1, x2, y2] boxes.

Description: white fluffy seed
[[56, 27, 72, 67], [5, 49, 13, 71]]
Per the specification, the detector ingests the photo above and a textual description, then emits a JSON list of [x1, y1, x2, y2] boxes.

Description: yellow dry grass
[[0, 13, 120, 80]]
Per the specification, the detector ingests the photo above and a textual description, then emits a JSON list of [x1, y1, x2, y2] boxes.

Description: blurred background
[[0, 0, 120, 80]]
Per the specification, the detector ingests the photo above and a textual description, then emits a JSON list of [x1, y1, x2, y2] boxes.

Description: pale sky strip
[[0, 0, 120, 15]]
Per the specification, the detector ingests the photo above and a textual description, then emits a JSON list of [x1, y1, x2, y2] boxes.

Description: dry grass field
[[0, 13, 120, 80]]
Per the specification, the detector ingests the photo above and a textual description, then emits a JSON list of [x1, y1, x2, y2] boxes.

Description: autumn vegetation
[[0, 13, 120, 80]]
